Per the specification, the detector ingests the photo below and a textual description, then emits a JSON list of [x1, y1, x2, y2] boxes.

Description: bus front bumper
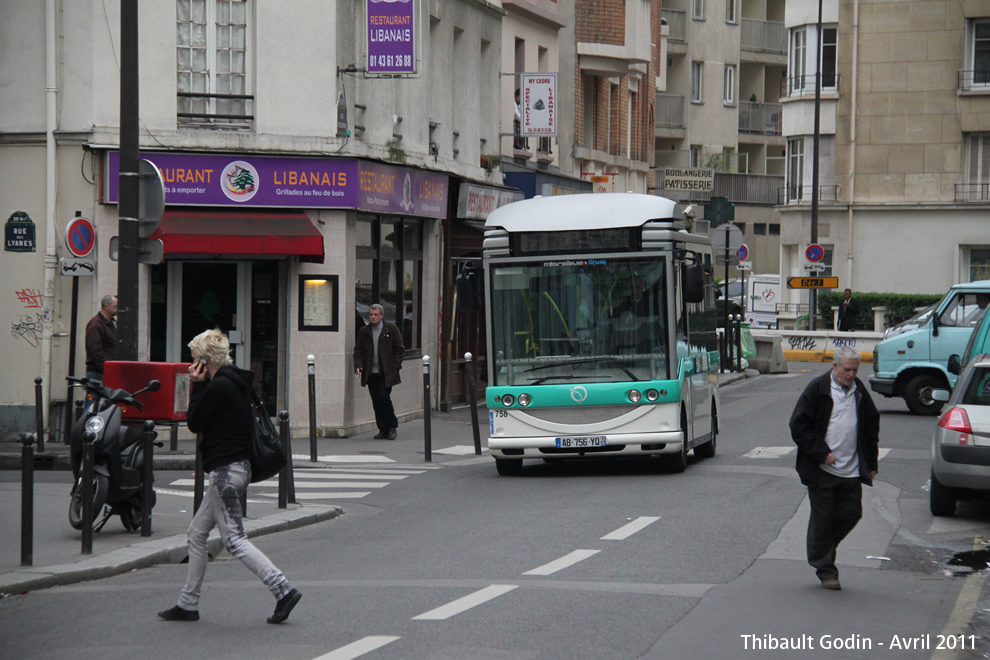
[[488, 431, 685, 459]]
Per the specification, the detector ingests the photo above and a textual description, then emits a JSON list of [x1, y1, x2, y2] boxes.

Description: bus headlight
[[645, 389, 660, 401], [518, 393, 531, 407], [501, 394, 515, 407], [627, 390, 642, 403]]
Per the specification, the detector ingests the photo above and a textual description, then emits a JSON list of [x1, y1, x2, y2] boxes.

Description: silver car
[[930, 354, 990, 516]]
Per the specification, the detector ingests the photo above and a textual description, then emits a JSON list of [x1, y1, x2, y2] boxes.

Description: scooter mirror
[[147, 380, 162, 393]]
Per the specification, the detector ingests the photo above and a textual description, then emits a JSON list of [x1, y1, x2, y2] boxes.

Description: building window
[[821, 246, 833, 277], [176, 0, 251, 128], [972, 20, 990, 86], [691, 61, 704, 103], [693, 0, 705, 20], [789, 27, 807, 93], [787, 138, 805, 201], [723, 65, 735, 105], [689, 145, 701, 167], [966, 134, 990, 199], [355, 216, 424, 351], [971, 248, 990, 281], [754, 223, 767, 235], [769, 223, 780, 236], [726, 0, 737, 24], [822, 27, 837, 88]]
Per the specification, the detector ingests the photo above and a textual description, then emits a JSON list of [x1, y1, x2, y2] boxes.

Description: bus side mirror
[[682, 262, 704, 304], [456, 260, 481, 313]]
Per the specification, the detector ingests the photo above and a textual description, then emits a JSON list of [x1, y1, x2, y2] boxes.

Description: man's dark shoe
[[158, 605, 199, 621], [387, 428, 397, 440], [820, 578, 841, 591], [373, 431, 389, 439], [268, 588, 302, 624]]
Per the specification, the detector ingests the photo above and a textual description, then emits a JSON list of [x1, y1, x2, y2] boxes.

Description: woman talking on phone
[[158, 328, 301, 624]]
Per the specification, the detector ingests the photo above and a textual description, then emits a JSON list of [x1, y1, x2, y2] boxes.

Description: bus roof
[[485, 193, 681, 232]]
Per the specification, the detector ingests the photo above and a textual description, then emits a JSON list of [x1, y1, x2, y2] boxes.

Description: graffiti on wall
[[786, 335, 859, 352], [16, 288, 44, 308], [11, 313, 44, 347]]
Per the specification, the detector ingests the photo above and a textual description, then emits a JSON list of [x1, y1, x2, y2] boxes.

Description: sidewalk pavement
[[0, 368, 756, 596]]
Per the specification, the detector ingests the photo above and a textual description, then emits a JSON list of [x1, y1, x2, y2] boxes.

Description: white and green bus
[[483, 193, 720, 476]]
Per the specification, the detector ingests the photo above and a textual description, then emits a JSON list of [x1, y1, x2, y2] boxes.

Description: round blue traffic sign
[[806, 243, 825, 263], [65, 217, 96, 257], [736, 244, 749, 261]]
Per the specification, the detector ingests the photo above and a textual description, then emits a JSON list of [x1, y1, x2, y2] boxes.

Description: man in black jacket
[[84, 294, 117, 380], [789, 345, 880, 590], [354, 303, 405, 439]]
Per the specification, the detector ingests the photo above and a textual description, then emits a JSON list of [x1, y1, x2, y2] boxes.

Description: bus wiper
[[524, 356, 639, 381], [527, 375, 612, 385]]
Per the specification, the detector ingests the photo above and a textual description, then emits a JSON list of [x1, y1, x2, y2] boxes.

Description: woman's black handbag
[[247, 391, 286, 483]]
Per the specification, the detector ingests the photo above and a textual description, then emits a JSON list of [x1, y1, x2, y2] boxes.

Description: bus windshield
[[489, 256, 669, 386]]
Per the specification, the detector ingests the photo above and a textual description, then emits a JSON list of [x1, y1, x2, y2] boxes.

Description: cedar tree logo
[[222, 160, 260, 202]]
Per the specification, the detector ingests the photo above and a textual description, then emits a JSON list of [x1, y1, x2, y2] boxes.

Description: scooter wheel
[[68, 474, 109, 531]]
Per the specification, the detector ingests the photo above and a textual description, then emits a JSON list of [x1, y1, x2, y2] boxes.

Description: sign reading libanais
[[521, 73, 557, 136], [367, 0, 416, 75]]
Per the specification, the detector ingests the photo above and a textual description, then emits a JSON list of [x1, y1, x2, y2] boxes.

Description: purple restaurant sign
[[105, 152, 447, 219], [367, 0, 416, 74]]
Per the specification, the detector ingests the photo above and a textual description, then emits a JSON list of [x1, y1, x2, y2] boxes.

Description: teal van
[[870, 281, 990, 415], [948, 296, 990, 376]]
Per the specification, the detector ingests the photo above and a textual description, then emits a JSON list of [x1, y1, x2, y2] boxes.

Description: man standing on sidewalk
[[85, 294, 117, 381], [789, 345, 879, 590], [354, 303, 405, 439]]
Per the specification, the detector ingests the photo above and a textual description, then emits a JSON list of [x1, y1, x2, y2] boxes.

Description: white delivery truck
[[745, 274, 781, 328]]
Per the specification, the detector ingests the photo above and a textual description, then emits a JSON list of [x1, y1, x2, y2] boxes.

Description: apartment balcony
[[177, 92, 255, 129], [653, 171, 784, 206], [655, 93, 685, 129], [780, 74, 840, 98], [738, 101, 782, 136], [777, 185, 839, 205], [957, 71, 990, 93], [661, 9, 686, 43], [954, 183, 990, 202], [740, 18, 786, 55]]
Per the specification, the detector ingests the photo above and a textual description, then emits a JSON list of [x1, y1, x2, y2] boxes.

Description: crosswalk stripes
[[742, 447, 893, 460], [163, 463, 440, 503]]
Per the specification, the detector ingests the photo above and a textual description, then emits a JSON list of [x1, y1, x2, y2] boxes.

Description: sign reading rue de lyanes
[[4, 211, 36, 253], [104, 152, 448, 219]]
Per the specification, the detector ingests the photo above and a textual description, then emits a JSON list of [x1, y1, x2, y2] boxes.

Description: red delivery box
[[103, 361, 192, 422]]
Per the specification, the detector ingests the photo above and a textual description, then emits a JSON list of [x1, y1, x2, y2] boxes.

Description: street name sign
[[787, 276, 839, 289]]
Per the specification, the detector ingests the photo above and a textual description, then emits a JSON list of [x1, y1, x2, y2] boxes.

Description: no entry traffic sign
[[65, 217, 96, 257], [805, 243, 825, 263]]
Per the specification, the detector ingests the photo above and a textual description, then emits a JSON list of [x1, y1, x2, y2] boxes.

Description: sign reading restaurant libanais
[[367, 0, 416, 75], [105, 152, 447, 219]]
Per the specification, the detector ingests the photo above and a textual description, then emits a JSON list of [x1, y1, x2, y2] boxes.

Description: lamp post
[[809, 0, 823, 331]]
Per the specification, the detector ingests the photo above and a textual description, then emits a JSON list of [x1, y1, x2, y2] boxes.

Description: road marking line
[[601, 516, 661, 540], [295, 454, 396, 463], [523, 549, 601, 576], [254, 491, 371, 500], [264, 472, 409, 480], [252, 480, 390, 489], [412, 584, 518, 620], [742, 446, 794, 459], [432, 445, 481, 455], [304, 468, 426, 475], [933, 536, 988, 660], [311, 635, 401, 660], [153, 488, 268, 503]]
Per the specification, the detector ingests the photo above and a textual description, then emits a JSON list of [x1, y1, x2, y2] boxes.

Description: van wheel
[[495, 458, 522, 476], [694, 403, 718, 459], [905, 375, 945, 416], [930, 470, 957, 517]]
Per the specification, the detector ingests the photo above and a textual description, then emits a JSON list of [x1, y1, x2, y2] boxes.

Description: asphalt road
[[2, 367, 989, 659]]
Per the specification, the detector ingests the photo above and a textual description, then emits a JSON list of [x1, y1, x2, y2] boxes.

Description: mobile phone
[[196, 357, 208, 367]]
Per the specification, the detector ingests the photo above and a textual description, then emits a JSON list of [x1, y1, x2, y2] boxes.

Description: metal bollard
[[465, 353, 482, 456], [81, 430, 95, 555], [34, 377, 44, 453], [141, 420, 156, 537], [278, 410, 292, 509], [422, 356, 432, 463], [170, 422, 178, 452], [193, 433, 204, 515], [21, 433, 34, 566], [74, 398, 84, 424], [307, 355, 317, 462]]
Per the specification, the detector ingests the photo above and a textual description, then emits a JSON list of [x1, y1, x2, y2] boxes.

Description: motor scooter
[[67, 376, 162, 532]]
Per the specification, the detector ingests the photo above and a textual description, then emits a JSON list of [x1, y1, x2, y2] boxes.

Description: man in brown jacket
[[354, 303, 405, 439]]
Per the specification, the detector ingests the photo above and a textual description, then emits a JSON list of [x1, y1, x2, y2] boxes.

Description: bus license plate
[[555, 436, 606, 448]]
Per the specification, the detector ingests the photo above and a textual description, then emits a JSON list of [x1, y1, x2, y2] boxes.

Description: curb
[[0, 504, 342, 596], [0, 452, 199, 472]]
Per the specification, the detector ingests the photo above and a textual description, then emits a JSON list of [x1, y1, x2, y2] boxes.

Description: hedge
[[817, 292, 943, 329]]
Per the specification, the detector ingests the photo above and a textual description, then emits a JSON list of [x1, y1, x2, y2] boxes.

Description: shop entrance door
[[166, 261, 250, 368]]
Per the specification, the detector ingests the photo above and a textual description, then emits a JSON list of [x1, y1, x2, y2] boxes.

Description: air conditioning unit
[[693, 219, 710, 234]]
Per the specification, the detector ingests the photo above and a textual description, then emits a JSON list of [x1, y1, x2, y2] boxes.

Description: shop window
[[356, 215, 423, 351]]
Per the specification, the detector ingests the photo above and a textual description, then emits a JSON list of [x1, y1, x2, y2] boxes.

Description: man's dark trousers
[[806, 471, 863, 581], [368, 372, 397, 433]]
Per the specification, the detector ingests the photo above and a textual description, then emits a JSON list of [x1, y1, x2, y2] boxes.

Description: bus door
[[676, 262, 713, 444]]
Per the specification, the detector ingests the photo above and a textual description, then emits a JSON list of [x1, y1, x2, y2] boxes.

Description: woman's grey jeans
[[177, 460, 293, 610]]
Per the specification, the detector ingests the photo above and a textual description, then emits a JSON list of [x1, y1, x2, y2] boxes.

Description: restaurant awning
[[150, 209, 324, 262]]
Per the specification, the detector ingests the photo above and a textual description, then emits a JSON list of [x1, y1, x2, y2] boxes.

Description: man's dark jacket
[[84, 312, 117, 374], [789, 371, 880, 487], [838, 297, 861, 330], [353, 321, 405, 387], [187, 366, 254, 474]]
